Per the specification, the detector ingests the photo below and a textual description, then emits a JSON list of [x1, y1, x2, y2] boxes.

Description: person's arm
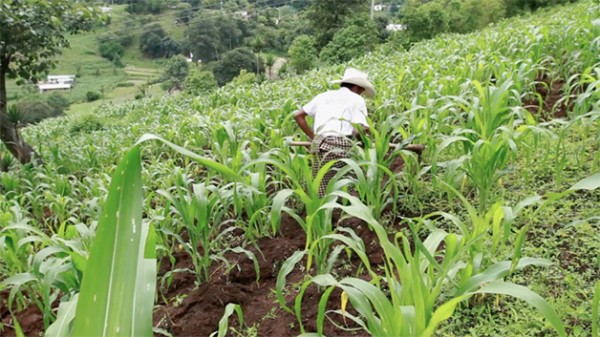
[[351, 99, 370, 138], [294, 109, 315, 141]]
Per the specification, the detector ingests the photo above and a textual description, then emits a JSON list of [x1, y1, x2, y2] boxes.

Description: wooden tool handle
[[288, 141, 312, 147]]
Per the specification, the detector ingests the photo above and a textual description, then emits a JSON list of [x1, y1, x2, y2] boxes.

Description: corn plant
[[290, 192, 566, 337], [0, 215, 89, 330], [266, 150, 353, 274], [157, 179, 235, 284]]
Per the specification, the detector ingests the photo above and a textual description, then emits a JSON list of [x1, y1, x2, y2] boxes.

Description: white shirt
[[302, 87, 368, 137]]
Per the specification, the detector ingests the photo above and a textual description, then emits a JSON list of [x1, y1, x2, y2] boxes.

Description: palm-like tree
[[250, 36, 264, 77], [265, 53, 275, 80]]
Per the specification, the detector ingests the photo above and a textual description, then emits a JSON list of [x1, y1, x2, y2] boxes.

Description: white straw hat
[[330, 68, 376, 97]]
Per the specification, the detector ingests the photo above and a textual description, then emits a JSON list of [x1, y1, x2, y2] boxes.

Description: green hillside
[[5, 5, 184, 114], [1, 1, 599, 336]]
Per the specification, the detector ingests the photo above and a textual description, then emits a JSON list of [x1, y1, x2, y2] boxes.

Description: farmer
[[294, 67, 376, 197]]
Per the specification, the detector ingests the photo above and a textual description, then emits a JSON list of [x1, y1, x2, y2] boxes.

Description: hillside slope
[[1, 1, 598, 336], [6, 5, 183, 112]]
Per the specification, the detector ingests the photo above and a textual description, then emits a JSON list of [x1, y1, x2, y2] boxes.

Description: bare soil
[[523, 73, 583, 119], [0, 178, 399, 337]]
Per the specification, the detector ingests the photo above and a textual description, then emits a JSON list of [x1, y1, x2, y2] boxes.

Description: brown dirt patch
[[523, 73, 584, 119]]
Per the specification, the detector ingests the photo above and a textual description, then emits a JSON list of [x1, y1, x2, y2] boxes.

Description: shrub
[[69, 113, 105, 134], [185, 68, 217, 95], [13, 100, 53, 125], [116, 82, 135, 88], [46, 92, 70, 117], [86, 91, 101, 102]]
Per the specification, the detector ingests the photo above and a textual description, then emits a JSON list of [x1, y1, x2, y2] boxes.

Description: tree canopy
[[307, 0, 369, 49], [186, 13, 245, 63], [213, 47, 260, 86]]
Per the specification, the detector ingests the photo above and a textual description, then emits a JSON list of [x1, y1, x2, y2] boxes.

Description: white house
[[47, 75, 75, 85], [38, 83, 72, 93], [386, 24, 407, 32], [38, 75, 76, 93]]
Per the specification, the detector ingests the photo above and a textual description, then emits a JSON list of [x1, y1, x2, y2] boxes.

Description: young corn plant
[[0, 211, 91, 330], [342, 149, 398, 220], [158, 179, 235, 284], [45, 134, 254, 336], [265, 150, 353, 275], [290, 192, 566, 337]]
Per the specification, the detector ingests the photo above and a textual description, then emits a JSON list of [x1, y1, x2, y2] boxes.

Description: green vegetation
[[0, 0, 599, 336]]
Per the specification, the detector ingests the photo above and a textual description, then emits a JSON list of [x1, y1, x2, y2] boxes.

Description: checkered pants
[[312, 135, 352, 197]]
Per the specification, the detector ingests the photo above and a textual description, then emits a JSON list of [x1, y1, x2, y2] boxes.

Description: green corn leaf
[[0, 272, 37, 308], [12, 314, 25, 337], [569, 173, 600, 191], [46, 294, 79, 337], [422, 294, 470, 337], [270, 189, 295, 234], [593, 282, 600, 337], [460, 258, 552, 294], [276, 250, 306, 314], [73, 146, 156, 337], [209, 303, 244, 337], [317, 286, 336, 336], [476, 281, 566, 337], [136, 134, 242, 182]]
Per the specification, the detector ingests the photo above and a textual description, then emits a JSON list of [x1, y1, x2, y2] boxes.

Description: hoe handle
[[288, 141, 425, 154]]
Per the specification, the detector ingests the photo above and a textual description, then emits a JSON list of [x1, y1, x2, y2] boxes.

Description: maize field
[[1, 1, 599, 336]]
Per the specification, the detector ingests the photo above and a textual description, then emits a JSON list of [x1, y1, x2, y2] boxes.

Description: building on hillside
[[47, 75, 76, 85], [38, 83, 72, 93], [386, 24, 407, 32], [38, 75, 76, 93], [235, 10, 252, 20]]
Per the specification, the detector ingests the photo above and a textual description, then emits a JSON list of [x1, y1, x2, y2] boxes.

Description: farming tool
[[288, 140, 425, 155]]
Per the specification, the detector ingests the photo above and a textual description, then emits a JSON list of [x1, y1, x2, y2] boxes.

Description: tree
[[307, 0, 369, 49], [0, 0, 101, 164], [98, 39, 125, 64], [213, 47, 260, 86], [249, 36, 264, 77], [140, 23, 180, 58], [288, 35, 317, 74], [320, 15, 378, 64], [186, 14, 244, 63], [264, 54, 275, 80], [402, 0, 449, 41], [162, 55, 190, 91]]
